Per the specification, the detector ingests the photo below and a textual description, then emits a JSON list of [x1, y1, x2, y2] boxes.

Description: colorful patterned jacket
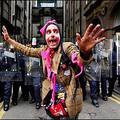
[[13, 41, 92, 117]]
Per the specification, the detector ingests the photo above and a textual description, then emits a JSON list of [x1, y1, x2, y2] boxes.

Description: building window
[[75, 21, 77, 26], [77, 1, 79, 10], [16, 5, 21, 21], [85, 0, 91, 5], [86, 0, 88, 4], [24, 15, 27, 37], [116, 33, 120, 47], [3, 1, 9, 20], [78, 19, 80, 26], [5, 0, 9, 3], [56, 0, 62, 7], [66, 2, 69, 10], [24, 1, 27, 10]]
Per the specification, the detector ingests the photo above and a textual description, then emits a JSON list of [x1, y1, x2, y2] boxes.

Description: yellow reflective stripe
[[0, 109, 5, 119]]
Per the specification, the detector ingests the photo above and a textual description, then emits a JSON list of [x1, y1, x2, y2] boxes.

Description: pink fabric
[[40, 20, 58, 106], [51, 73, 56, 107], [40, 19, 56, 36], [71, 52, 83, 78], [41, 48, 56, 107], [41, 48, 51, 79]]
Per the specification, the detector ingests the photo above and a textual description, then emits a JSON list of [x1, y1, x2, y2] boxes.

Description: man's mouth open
[[48, 39, 58, 46]]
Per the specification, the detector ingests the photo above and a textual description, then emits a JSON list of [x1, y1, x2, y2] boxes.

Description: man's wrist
[[80, 50, 92, 60]]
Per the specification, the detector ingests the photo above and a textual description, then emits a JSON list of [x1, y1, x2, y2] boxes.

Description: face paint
[[45, 24, 60, 49]]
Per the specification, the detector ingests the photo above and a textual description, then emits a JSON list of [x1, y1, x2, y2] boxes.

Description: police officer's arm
[[2, 26, 44, 58]]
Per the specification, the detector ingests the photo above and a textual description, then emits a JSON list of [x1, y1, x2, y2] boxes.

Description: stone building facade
[[64, 1, 86, 42], [1, 0, 32, 45]]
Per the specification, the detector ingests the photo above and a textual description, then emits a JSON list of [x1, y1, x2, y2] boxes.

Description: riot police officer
[[1, 48, 15, 111], [84, 57, 100, 107], [12, 52, 29, 106]]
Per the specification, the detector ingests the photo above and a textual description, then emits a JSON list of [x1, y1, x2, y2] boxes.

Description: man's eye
[[54, 30, 58, 33], [47, 30, 51, 34]]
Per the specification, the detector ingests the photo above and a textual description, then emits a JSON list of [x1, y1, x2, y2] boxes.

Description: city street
[[0, 87, 120, 119], [0, 0, 120, 119]]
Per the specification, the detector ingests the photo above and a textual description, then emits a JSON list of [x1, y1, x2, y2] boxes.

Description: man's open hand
[[76, 24, 106, 54], [2, 26, 10, 42]]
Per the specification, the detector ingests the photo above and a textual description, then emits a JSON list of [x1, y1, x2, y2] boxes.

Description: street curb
[[114, 89, 120, 95]]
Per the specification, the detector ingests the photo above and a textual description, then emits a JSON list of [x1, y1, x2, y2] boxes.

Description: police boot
[[92, 99, 99, 108], [4, 103, 9, 111], [36, 102, 41, 109]]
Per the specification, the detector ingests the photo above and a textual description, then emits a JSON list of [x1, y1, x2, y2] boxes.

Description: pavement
[[0, 87, 120, 119], [78, 95, 120, 119], [0, 80, 120, 119]]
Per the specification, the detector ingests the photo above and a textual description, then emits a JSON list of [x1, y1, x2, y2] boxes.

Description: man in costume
[[2, 19, 105, 118]]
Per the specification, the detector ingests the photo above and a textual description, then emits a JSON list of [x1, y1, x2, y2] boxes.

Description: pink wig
[[40, 19, 56, 37]]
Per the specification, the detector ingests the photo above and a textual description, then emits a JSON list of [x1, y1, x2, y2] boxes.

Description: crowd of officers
[[79, 41, 120, 107], [0, 47, 42, 111], [0, 42, 120, 112]]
